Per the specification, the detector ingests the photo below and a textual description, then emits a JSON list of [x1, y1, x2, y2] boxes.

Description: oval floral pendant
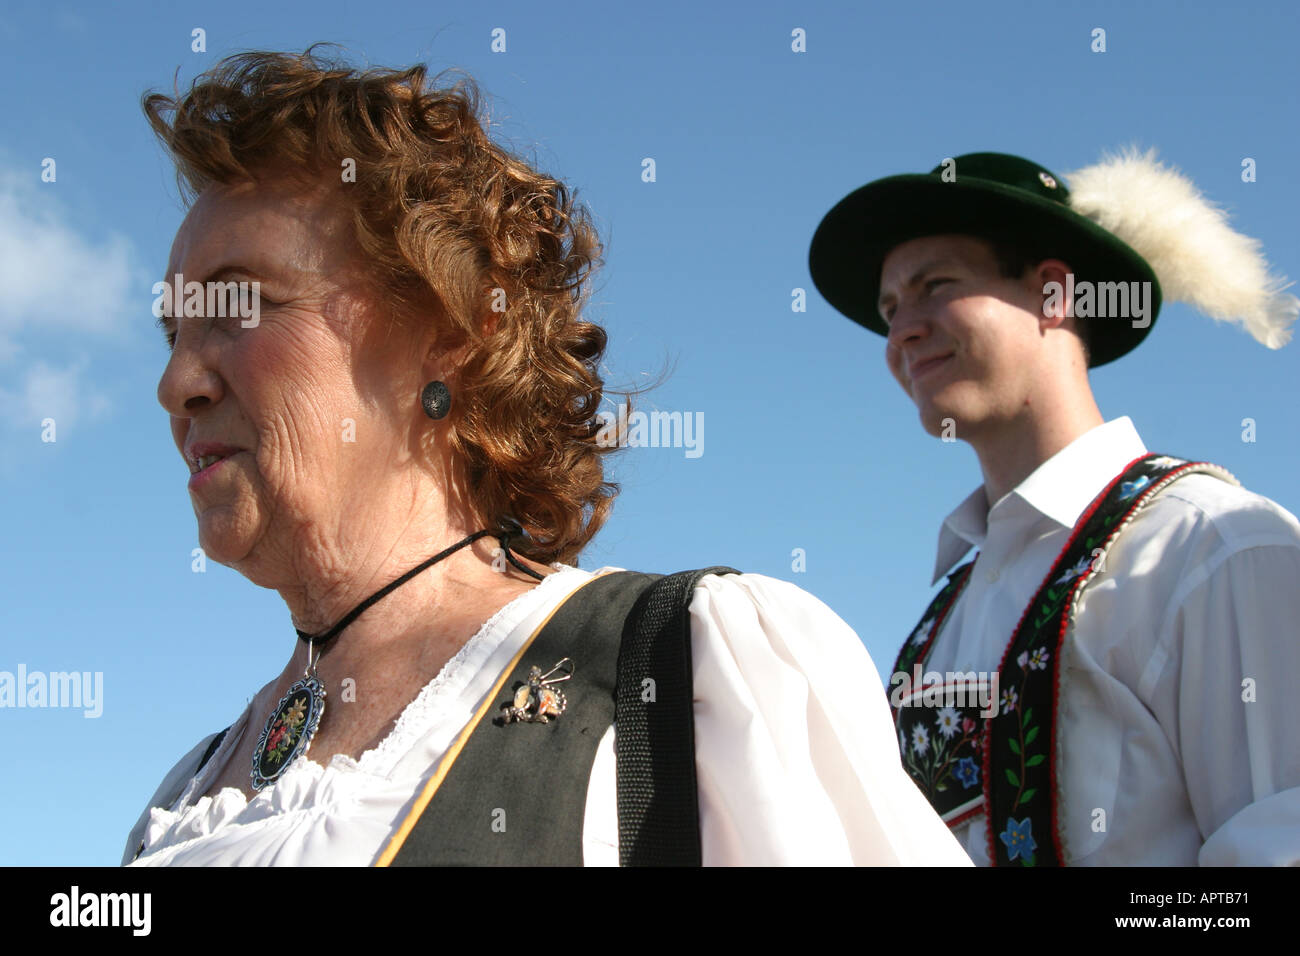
[[251, 676, 325, 791]]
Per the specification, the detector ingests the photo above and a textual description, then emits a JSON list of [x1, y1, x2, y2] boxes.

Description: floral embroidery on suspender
[[891, 453, 1238, 866], [890, 563, 985, 824], [894, 562, 974, 676], [984, 454, 1237, 866]]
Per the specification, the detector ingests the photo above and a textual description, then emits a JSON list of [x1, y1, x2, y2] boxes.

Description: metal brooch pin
[[498, 657, 574, 724]]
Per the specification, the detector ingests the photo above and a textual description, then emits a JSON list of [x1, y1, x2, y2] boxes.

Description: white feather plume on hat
[[1064, 146, 1298, 348]]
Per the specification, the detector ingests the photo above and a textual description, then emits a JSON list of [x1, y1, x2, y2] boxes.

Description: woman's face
[[156, 175, 434, 588]]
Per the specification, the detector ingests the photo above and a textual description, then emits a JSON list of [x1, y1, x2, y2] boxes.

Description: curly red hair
[[143, 46, 619, 564]]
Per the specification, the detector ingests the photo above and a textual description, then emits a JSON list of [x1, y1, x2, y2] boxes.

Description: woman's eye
[[925, 278, 952, 292]]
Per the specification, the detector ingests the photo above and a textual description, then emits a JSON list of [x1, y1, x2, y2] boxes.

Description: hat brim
[[808, 174, 1161, 367]]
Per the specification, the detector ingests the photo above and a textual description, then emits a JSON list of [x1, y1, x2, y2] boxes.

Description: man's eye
[[925, 278, 953, 292], [156, 315, 176, 350]]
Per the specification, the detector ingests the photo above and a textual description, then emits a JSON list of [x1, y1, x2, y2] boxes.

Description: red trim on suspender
[[982, 452, 1153, 866]]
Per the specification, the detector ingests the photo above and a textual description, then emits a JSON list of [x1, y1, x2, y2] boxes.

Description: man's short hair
[[985, 236, 1092, 363]]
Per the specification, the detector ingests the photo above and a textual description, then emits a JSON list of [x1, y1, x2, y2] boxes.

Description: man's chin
[[916, 402, 956, 438]]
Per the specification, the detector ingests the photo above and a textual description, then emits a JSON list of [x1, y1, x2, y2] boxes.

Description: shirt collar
[[931, 417, 1148, 584]]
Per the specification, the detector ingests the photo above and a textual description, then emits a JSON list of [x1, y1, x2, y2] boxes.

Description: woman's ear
[[424, 340, 473, 394], [478, 285, 507, 339]]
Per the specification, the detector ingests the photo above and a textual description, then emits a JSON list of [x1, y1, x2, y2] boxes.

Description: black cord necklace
[[249, 526, 544, 790]]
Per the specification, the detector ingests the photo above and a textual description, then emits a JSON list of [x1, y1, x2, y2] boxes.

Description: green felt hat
[[807, 152, 1163, 367]]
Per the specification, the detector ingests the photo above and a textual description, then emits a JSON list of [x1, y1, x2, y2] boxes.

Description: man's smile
[[908, 352, 955, 383]]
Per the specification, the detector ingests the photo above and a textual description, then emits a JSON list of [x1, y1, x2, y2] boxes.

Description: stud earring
[[421, 381, 451, 420]]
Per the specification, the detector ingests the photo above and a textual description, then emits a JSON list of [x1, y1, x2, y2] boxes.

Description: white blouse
[[123, 566, 970, 866]]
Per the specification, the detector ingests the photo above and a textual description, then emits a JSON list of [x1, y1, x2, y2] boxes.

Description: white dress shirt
[[923, 416, 1300, 865], [123, 566, 969, 866]]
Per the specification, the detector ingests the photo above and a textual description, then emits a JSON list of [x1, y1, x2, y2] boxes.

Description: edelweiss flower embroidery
[[1146, 456, 1183, 470], [909, 616, 934, 646], [935, 706, 961, 738], [911, 724, 930, 756], [1055, 554, 1094, 585]]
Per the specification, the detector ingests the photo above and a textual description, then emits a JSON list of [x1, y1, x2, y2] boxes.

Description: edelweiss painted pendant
[[251, 676, 325, 790], [498, 658, 573, 724]]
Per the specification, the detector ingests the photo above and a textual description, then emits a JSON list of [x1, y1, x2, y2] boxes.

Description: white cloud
[[0, 357, 112, 432], [0, 169, 143, 337], [0, 167, 143, 433]]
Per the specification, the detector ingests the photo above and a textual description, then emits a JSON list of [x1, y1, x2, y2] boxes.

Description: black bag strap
[[130, 725, 232, 862], [388, 569, 660, 865], [197, 727, 229, 774], [616, 565, 739, 866]]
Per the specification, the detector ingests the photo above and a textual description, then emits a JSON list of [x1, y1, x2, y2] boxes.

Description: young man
[[808, 150, 1300, 865]]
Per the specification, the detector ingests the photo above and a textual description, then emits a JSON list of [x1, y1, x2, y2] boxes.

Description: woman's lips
[[188, 451, 244, 490]]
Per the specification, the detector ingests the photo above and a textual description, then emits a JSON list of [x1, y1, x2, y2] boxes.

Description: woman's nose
[[157, 327, 222, 417]]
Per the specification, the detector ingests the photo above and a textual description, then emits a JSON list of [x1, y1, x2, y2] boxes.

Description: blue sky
[[1, 0, 1296, 864]]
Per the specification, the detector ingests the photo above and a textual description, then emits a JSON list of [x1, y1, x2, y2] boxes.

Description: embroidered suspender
[[890, 453, 1238, 866], [889, 562, 981, 826]]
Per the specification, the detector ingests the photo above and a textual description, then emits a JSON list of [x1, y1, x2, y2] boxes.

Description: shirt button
[[986, 568, 1000, 582]]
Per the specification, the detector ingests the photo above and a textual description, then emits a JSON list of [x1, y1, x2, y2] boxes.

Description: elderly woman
[[122, 48, 966, 866]]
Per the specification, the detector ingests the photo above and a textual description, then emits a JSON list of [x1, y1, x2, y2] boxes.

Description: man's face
[[877, 234, 1047, 439]]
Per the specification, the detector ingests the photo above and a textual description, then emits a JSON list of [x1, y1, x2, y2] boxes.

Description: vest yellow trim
[[373, 571, 612, 867]]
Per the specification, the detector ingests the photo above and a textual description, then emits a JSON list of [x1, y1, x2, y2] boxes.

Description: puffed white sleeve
[[119, 733, 219, 865], [687, 572, 972, 865], [1161, 543, 1300, 866]]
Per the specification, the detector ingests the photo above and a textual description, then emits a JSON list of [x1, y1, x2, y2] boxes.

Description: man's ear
[[1034, 258, 1074, 329]]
